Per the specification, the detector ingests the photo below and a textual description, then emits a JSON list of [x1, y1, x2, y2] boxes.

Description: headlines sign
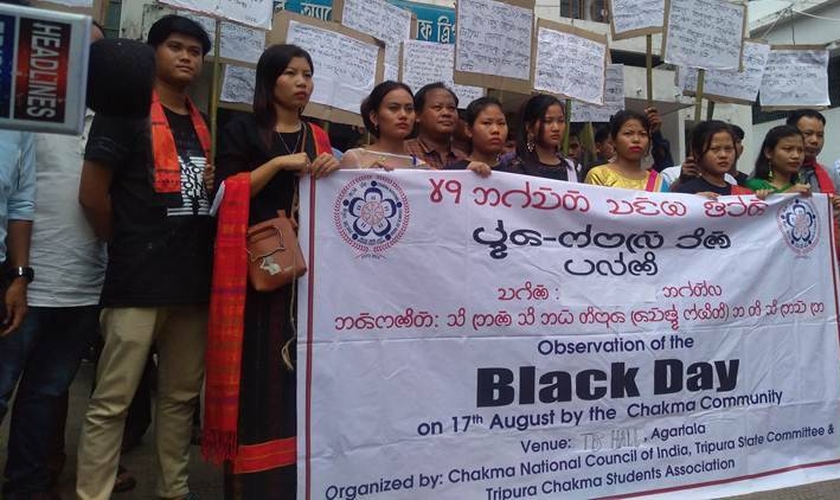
[[0, 4, 89, 134], [298, 171, 840, 499]]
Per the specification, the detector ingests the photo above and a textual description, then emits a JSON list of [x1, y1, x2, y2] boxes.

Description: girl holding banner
[[498, 94, 581, 181], [746, 125, 812, 195], [446, 97, 508, 175], [206, 44, 338, 498], [585, 110, 668, 192]]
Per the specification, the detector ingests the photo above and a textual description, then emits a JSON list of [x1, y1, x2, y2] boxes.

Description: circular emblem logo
[[334, 175, 410, 254], [776, 198, 820, 256]]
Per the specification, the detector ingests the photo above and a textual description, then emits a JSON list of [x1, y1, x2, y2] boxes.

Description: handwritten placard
[[572, 64, 625, 123], [454, 0, 534, 94], [39, 0, 93, 6], [179, 11, 266, 64], [678, 40, 770, 104], [608, 0, 665, 40], [759, 46, 830, 109], [400, 40, 484, 107], [663, 0, 745, 70], [533, 21, 608, 105], [334, 0, 412, 83], [160, 0, 274, 29], [274, 16, 381, 118], [221, 65, 257, 104]]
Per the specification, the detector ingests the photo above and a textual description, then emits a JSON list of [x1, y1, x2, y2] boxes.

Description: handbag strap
[[281, 124, 307, 372]]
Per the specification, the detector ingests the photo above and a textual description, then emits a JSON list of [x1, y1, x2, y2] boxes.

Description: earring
[[527, 134, 535, 152], [768, 166, 774, 180]]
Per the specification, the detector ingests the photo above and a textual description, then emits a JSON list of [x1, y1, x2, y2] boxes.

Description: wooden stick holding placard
[[693, 69, 705, 124], [706, 100, 715, 121], [563, 99, 571, 155], [646, 34, 653, 107], [210, 20, 222, 160]]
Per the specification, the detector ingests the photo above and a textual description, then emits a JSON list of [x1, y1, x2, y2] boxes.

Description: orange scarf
[[150, 91, 212, 193]]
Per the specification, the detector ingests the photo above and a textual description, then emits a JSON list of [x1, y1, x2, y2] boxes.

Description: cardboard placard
[[399, 40, 484, 106], [532, 19, 608, 105], [333, 0, 415, 82], [608, 0, 665, 41], [678, 39, 770, 105], [662, 0, 746, 71], [759, 45, 830, 110], [453, 0, 534, 95], [158, 0, 274, 29], [572, 64, 625, 123]]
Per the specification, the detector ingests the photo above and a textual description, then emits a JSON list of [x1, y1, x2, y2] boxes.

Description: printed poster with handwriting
[[400, 40, 484, 107], [334, 0, 412, 82], [159, 0, 274, 29], [608, 0, 665, 40], [759, 46, 830, 109], [273, 12, 383, 120], [298, 170, 840, 499], [678, 40, 770, 104], [454, 0, 534, 94], [178, 11, 265, 64], [663, 0, 746, 70], [533, 20, 608, 106], [221, 65, 256, 105], [572, 64, 625, 123]]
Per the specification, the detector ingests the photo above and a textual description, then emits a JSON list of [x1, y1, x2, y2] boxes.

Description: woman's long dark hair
[[360, 81, 414, 138], [253, 44, 313, 144], [515, 94, 564, 164], [753, 125, 803, 181]]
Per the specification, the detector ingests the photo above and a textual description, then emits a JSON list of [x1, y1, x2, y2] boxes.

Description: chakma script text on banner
[[297, 170, 840, 499]]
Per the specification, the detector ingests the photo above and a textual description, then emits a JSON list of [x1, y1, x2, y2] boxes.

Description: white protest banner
[[678, 40, 770, 105], [333, 0, 413, 83], [663, 0, 746, 71], [759, 46, 830, 109], [400, 40, 485, 107], [220, 65, 256, 105], [270, 12, 384, 124], [572, 64, 625, 123], [608, 0, 665, 40], [159, 0, 273, 29], [298, 170, 840, 499], [454, 0, 534, 94], [179, 11, 266, 64], [533, 20, 608, 106]]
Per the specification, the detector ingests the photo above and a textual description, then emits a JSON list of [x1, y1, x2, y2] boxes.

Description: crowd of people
[[0, 10, 837, 500]]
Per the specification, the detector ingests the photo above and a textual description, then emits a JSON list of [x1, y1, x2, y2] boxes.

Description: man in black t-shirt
[[77, 16, 213, 500]]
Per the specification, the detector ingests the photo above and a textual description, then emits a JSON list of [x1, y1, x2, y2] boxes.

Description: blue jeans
[[0, 306, 98, 497]]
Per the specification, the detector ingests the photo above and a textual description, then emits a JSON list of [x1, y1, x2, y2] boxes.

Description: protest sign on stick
[[159, 0, 274, 29], [663, 0, 746, 71], [678, 40, 771, 105], [572, 64, 625, 123], [399, 40, 485, 106], [532, 20, 608, 106], [333, 0, 414, 82], [759, 46, 830, 110], [608, 0, 664, 41], [453, 0, 534, 94]]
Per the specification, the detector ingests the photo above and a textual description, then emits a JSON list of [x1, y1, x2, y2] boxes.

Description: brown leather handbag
[[246, 210, 307, 291]]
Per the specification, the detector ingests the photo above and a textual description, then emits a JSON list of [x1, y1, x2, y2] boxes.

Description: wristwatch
[[7, 266, 34, 283]]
